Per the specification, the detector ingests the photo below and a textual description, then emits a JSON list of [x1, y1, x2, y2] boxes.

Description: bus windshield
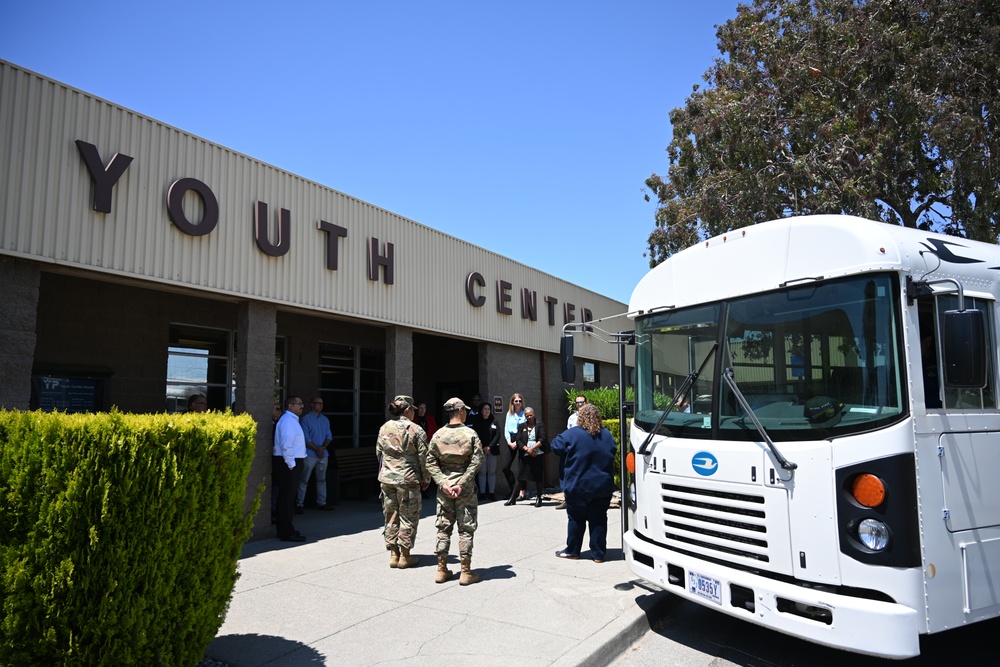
[[634, 273, 906, 441]]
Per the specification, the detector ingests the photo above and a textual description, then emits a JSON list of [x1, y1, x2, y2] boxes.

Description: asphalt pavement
[[205, 492, 670, 666]]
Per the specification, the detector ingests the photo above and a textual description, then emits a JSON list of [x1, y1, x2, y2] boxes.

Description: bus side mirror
[[560, 335, 576, 384], [943, 309, 987, 388]]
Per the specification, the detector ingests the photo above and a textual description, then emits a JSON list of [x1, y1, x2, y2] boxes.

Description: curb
[[551, 588, 672, 667]]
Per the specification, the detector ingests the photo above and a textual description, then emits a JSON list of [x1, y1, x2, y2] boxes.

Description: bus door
[[919, 295, 1000, 626]]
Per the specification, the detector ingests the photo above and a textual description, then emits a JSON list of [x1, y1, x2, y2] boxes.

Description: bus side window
[[938, 297, 996, 410], [919, 303, 942, 409]]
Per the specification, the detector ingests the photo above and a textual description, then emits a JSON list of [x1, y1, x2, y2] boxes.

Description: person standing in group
[[501, 393, 526, 499], [186, 393, 208, 413], [567, 395, 586, 429], [465, 394, 482, 424], [296, 396, 335, 513], [556, 395, 588, 510], [505, 406, 548, 507], [414, 402, 438, 440], [549, 404, 618, 562], [470, 401, 501, 501], [414, 401, 440, 499], [426, 397, 483, 585], [376, 395, 430, 569], [273, 396, 307, 542]]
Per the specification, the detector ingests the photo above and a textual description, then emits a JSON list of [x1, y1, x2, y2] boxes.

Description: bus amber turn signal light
[[852, 473, 886, 508], [626, 451, 635, 474]]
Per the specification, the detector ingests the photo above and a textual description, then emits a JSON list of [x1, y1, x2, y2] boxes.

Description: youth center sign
[[76, 140, 594, 327]]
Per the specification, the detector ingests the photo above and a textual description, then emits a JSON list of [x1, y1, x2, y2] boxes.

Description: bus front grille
[[660, 483, 770, 563]]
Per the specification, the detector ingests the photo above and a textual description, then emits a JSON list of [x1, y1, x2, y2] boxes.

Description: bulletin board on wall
[[30, 372, 111, 413]]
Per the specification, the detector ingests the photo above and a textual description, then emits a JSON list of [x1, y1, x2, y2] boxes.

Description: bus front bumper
[[624, 531, 921, 659]]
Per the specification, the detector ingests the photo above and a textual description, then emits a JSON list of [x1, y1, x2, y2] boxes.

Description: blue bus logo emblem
[[692, 452, 718, 476]]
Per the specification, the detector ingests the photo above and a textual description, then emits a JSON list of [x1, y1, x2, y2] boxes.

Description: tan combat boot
[[435, 555, 453, 583], [398, 546, 419, 569], [459, 558, 479, 586], [388, 545, 400, 568]]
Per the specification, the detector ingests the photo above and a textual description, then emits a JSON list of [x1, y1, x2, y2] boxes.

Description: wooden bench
[[333, 446, 379, 499], [334, 446, 379, 483]]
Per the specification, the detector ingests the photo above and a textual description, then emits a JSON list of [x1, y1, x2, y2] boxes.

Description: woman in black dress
[[504, 406, 548, 507], [470, 401, 501, 500]]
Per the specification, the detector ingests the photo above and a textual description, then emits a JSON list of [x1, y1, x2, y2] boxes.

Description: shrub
[[562, 386, 630, 420], [604, 418, 634, 489], [563, 385, 672, 421], [0, 409, 260, 666]]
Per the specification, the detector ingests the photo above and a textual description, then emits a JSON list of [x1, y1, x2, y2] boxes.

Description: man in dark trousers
[[273, 396, 307, 542]]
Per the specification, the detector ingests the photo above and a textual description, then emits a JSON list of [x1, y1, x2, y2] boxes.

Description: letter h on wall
[[368, 237, 394, 284]]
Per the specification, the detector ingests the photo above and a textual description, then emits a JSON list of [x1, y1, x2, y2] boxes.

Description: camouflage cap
[[393, 395, 415, 409], [443, 397, 470, 411]]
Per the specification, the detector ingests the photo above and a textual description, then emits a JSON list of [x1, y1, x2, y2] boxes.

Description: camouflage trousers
[[381, 483, 422, 550], [435, 487, 478, 559]]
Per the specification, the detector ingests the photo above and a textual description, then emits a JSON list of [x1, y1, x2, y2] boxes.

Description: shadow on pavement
[[602, 547, 624, 562], [206, 633, 325, 666], [639, 595, 1000, 666], [477, 563, 516, 581], [240, 498, 386, 559]]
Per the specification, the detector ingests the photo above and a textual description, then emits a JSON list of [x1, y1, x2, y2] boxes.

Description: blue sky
[[0, 1, 740, 304]]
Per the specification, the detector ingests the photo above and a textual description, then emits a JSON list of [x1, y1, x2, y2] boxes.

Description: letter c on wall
[[466, 271, 486, 307], [167, 178, 219, 236]]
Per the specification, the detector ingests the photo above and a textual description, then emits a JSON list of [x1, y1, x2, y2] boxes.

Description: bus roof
[[629, 215, 1000, 315]]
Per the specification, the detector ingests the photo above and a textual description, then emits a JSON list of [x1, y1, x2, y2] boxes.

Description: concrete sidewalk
[[206, 494, 669, 666]]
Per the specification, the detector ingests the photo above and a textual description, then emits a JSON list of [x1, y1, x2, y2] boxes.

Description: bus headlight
[[628, 481, 636, 505], [857, 518, 890, 551]]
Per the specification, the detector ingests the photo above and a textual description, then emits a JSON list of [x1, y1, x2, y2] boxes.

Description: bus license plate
[[689, 571, 722, 605]]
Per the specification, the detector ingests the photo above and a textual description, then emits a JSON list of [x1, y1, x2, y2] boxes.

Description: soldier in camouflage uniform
[[376, 395, 430, 569], [426, 397, 484, 585]]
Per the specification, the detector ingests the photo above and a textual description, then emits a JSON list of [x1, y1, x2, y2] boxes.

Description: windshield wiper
[[722, 367, 797, 471], [637, 342, 717, 456]]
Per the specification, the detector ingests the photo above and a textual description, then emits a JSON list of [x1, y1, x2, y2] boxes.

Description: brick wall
[[0, 257, 40, 409], [34, 272, 238, 412]]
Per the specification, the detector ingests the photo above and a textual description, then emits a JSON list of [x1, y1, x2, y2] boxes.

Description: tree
[[645, 0, 1000, 265]]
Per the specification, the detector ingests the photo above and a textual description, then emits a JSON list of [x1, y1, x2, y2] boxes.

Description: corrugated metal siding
[[1, 60, 623, 363]]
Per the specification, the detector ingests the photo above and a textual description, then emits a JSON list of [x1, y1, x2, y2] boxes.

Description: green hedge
[[0, 410, 260, 666], [604, 418, 633, 489], [563, 385, 672, 420], [562, 386, 631, 420]]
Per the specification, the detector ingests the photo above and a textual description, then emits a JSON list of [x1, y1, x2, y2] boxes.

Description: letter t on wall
[[318, 220, 348, 270]]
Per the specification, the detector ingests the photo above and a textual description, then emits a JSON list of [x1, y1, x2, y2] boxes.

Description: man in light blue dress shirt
[[297, 396, 335, 512]]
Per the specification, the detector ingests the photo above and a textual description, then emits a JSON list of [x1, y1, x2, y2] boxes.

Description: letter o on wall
[[167, 178, 220, 236], [466, 271, 486, 307]]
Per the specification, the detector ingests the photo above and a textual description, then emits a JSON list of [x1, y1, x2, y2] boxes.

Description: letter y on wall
[[76, 140, 134, 214]]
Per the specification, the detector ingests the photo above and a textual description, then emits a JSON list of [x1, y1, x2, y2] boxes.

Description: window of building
[[583, 361, 599, 385], [359, 347, 386, 447], [318, 343, 386, 449], [167, 327, 286, 412], [166, 325, 232, 412]]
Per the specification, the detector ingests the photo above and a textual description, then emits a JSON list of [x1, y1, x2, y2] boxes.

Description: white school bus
[[565, 215, 999, 658]]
